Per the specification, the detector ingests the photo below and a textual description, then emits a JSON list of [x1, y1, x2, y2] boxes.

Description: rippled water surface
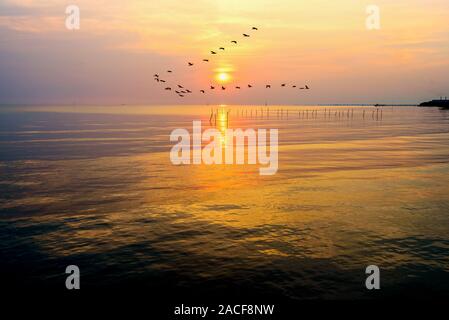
[[1, 105, 449, 299]]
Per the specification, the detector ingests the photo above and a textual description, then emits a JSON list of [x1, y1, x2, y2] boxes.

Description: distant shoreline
[[418, 99, 449, 109]]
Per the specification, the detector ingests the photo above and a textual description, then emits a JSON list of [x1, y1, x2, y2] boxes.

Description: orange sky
[[0, 0, 448, 104]]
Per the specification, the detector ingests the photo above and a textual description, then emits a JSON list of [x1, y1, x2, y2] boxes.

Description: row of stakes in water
[[209, 108, 384, 124]]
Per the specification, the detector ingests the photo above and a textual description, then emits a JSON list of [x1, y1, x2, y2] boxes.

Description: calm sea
[[1, 105, 448, 300]]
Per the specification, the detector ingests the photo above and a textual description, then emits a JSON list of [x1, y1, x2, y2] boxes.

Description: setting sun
[[216, 72, 231, 83]]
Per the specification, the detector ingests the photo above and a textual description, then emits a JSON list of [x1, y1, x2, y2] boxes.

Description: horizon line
[[0, 103, 421, 107]]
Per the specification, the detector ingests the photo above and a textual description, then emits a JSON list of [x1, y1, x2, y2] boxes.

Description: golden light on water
[[218, 109, 228, 146]]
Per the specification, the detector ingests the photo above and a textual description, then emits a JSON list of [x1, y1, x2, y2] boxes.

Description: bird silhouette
[[180, 91, 186, 94], [154, 74, 159, 78], [292, 85, 297, 88], [243, 34, 250, 37], [179, 95, 184, 97], [203, 59, 209, 62], [236, 86, 241, 89], [210, 86, 215, 90], [167, 70, 172, 73], [165, 87, 171, 90], [281, 84, 286, 87], [219, 47, 225, 50], [155, 78, 160, 82], [222, 86, 226, 90], [305, 85, 310, 89], [200, 90, 205, 93], [231, 41, 237, 44], [252, 27, 258, 30], [248, 84, 253, 88], [175, 91, 180, 94], [186, 89, 192, 93], [211, 51, 217, 54], [178, 85, 183, 88], [188, 62, 194, 66], [160, 80, 166, 83], [266, 85, 271, 88]]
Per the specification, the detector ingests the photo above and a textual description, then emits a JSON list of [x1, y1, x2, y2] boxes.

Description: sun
[[216, 72, 231, 83]]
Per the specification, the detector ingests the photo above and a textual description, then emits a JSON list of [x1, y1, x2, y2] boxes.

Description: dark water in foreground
[[1, 105, 449, 300]]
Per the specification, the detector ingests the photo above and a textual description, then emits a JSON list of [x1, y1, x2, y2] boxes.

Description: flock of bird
[[153, 27, 311, 98]]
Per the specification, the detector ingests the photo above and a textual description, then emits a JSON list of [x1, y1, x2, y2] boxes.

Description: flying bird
[[186, 89, 192, 93], [200, 90, 205, 93], [179, 95, 184, 97], [203, 59, 209, 62], [165, 87, 171, 90], [155, 78, 160, 82], [266, 85, 271, 88], [219, 47, 225, 50], [292, 85, 297, 88], [231, 41, 237, 44], [211, 51, 217, 54], [178, 85, 183, 88], [222, 86, 226, 90], [188, 62, 194, 66], [248, 84, 253, 88], [252, 27, 258, 30], [167, 70, 172, 73], [160, 80, 166, 83], [236, 86, 241, 89], [175, 91, 180, 94], [305, 85, 310, 89], [154, 74, 159, 78], [281, 84, 286, 87], [243, 34, 250, 37], [210, 86, 215, 90]]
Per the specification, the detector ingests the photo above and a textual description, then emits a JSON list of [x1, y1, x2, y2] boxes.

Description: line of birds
[[152, 26, 311, 98], [154, 79, 310, 97]]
